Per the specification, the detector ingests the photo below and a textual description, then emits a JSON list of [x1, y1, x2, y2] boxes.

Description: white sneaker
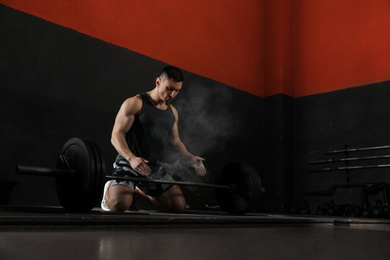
[[101, 180, 112, 211]]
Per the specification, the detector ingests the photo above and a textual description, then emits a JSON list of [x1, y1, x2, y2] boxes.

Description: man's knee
[[107, 196, 132, 212], [159, 185, 186, 213], [106, 185, 134, 212], [169, 200, 186, 213]]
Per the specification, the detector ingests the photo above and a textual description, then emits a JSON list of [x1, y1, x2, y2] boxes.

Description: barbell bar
[[310, 164, 390, 172], [17, 137, 106, 212], [16, 137, 264, 214], [17, 165, 74, 177], [105, 175, 236, 191], [324, 145, 390, 154], [309, 154, 390, 164]]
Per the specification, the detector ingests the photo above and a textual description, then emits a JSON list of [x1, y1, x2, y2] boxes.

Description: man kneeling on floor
[[101, 66, 206, 213]]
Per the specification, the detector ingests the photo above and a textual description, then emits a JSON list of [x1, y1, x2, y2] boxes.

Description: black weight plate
[[241, 164, 262, 212], [83, 139, 100, 210], [85, 139, 105, 209], [85, 139, 100, 210], [91, 139, 106, 201], [55, 137, 96, 212], [92, 140, 106, 203], [247, 166, 262, 211], [216, 163, 261, 214], [79, 138, 97, 208], [246, 166, 262, 211], [215, 163, 262, 214]]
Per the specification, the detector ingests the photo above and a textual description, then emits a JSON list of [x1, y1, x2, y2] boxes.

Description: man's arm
[[168, 106, 206, 176], [111, 96, 152, 176]]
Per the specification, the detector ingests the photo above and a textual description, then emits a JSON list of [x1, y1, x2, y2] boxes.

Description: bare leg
[[132, 186, 166, 209], [133, 185, 186, 212], [107, 184, 186, 213], [156, 185, 186, 213], [106, 184, 134, 212]]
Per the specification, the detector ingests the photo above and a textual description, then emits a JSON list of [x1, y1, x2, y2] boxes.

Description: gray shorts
[[111, 159, 174, 198]]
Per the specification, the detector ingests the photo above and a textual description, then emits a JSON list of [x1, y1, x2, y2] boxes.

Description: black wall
[[262, 94, 295, 212], [294, 82, 390, 212], [0, 5, 264, 209]]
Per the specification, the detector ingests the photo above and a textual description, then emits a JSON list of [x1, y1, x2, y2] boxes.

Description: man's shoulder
[[170, 104, 178, 119], [170, 104, 177, 112], [124, 94, 142, 104], [122, 95, 143, 113]]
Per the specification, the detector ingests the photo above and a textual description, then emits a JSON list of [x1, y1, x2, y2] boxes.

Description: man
[[101, 66, 206, 212]]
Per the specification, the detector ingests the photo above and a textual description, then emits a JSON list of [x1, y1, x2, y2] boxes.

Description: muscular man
[[101, 66, 206, 213]]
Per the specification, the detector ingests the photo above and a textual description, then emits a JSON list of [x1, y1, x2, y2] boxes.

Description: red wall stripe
[[2, 0, 390, 97], [0, 0, 264, 97], [293, 0, 390, 97], [263, 0, 294, 97]]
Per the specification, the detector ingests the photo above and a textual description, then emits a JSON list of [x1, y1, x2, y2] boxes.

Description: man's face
[[157, 77, 182, 102]]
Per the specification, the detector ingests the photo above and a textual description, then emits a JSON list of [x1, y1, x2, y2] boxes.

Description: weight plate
[[83, 139, 100, 210], [85, 139, 105, 209], [92, 139, 106, 200], [215, 162, 262, 214], [55, 137, 97, 212], [248, 166, 262, 211]]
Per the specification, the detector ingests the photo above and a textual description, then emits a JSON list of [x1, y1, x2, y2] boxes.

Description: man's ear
[[156, 76, 162, 87]]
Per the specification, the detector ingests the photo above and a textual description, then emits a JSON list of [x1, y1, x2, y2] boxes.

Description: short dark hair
[[160, 66, 184, 82]]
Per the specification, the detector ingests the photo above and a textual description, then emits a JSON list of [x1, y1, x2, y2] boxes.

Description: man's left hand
[[189, 156, 207, 177]]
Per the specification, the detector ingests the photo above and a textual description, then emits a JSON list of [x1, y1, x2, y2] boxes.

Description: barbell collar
[[105, 175, 235, 191], [17, 165, 74, 177]]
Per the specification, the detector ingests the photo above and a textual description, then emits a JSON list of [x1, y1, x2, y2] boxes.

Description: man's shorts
[[111, 159, 174, 198]]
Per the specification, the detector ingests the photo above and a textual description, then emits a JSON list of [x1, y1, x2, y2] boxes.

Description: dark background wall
[[294, 82, 390, 212]]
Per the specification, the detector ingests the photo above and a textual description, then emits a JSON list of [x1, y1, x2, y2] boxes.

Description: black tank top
[[116, 93, 175, 166]]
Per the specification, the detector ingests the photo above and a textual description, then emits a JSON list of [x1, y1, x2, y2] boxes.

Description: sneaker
[[101, 180, 112, 211]]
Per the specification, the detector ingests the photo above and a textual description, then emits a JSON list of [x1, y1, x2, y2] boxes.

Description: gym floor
[[1, 206, 390, 260]]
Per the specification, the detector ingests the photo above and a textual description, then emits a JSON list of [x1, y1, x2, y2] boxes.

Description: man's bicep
[[113, 111, 134, 135], [113, 98, 140, 135], [168, 123, 181, 146], [168, 106, 181, 144]]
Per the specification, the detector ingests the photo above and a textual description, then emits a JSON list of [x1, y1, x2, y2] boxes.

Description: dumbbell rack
[[306, 144, 390, 211]]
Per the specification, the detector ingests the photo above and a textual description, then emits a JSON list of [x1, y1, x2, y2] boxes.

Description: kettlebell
[[342, 205, 350, 217], [383, 204, 390, 218], [328, 201, 340, 216], [371, 200, 384, 218], [290, 200, 300, 214], [362, 203, 371, 218], [323, 202, 330, 216], [316, 205, 324, 215], [300, 201, 311, 215], [348, 205, 362, 218]]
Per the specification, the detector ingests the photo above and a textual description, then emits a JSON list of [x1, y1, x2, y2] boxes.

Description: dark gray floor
[[1, 225, 390, 260], [1, 206, 390, 260]]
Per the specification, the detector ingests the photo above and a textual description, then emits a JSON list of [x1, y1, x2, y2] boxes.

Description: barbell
[[17, 137, 264, 214]]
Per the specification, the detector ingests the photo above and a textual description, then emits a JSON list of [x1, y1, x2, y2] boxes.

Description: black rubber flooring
[[1, 206, 390, 260]]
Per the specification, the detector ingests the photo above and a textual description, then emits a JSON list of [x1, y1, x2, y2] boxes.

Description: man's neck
[[147, 89, 167, 109]]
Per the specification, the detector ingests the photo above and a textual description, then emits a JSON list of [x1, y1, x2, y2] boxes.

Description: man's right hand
[[130, 157, 152, 176]]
